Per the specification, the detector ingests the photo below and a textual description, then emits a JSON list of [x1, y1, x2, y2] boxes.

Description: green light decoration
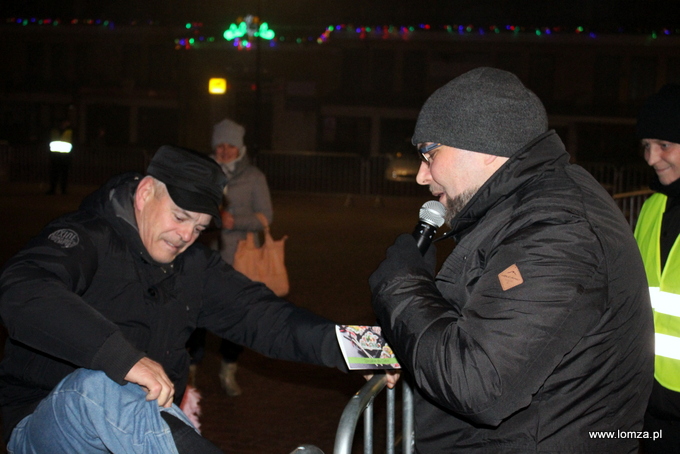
[[223, 21, 247, 40], [223, 15, 275, 41], [258, 23, 275, 39]]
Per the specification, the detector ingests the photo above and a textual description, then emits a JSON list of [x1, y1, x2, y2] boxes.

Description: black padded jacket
[[372, 131, 655, 453], [0, 172, 345, 442]]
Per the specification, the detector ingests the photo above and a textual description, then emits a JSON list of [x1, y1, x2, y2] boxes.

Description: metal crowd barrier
[[613, 188, 654, 230], [336, 374, 414, 454], [290, 374, 414, 454], [579, 161, 653, 195], [0, 143, 150, 187], [1, 143, 651, 201]]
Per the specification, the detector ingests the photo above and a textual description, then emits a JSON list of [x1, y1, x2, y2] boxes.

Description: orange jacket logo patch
[[498, 264, 523, 291]]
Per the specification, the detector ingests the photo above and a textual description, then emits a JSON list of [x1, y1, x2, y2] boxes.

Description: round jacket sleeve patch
[[48, 229, 80, 248]]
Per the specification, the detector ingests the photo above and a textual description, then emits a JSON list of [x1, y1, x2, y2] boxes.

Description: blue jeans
[[8, 369, 194, 454]]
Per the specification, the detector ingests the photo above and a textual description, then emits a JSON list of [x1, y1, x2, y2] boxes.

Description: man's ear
[[483, 153, 510, 167], [134, 176, 155, 211], [483, 154, 499, 165]]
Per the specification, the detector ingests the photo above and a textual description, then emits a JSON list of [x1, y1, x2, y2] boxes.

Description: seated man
[[0, 145, 347, 453]]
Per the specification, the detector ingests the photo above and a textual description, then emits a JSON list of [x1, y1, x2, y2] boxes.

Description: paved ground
[[0, 183, 446, 453]]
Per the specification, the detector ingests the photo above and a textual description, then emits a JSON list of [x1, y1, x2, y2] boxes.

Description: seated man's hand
[[125, 357, 175, 408], [364, 370, 401, 389]]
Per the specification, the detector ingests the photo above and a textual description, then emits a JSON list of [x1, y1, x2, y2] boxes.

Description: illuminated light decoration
[[224, 21, 247, 40], [13, 16, 674, 50], [317, 26, 333, 44], [222, 15, 276, 50], [209, 78, 227, 95]]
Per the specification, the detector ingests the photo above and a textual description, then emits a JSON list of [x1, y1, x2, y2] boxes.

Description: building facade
[[1, 19, 679, 164]]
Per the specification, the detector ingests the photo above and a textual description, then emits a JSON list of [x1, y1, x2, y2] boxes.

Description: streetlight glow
[[209, 78, 227, 94]]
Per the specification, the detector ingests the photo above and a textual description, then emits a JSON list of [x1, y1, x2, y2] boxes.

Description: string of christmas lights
[[4, 16, 679, 51]]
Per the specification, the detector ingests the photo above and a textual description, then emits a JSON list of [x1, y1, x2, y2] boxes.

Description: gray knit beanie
[[412, 67, 549, 157], [212, 118, 245, 150]]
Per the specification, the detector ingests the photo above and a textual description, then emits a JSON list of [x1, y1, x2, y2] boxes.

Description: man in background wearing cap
[[0, 145, 346, 453], [369, 67, 653, 453], [634, 83, 680, 454]]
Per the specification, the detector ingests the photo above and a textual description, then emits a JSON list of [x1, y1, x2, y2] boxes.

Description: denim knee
[[8, 368, 183, 454], [57, 368, 144, 399]]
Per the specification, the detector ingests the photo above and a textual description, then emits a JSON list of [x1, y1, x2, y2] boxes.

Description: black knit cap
[[412, 67, 549, 157], [637, 83, 680, 144], [146, 145, 227, 226]]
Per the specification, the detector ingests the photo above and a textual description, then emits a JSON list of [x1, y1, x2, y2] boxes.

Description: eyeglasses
[[417, 143, 442, 164]]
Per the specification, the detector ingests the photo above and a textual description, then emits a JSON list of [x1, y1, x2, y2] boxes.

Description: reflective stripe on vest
[[635, 193, 680, 392], [49, 140, 72, 153], [656, 334, 680, 360], [649, 287, 680, 317]]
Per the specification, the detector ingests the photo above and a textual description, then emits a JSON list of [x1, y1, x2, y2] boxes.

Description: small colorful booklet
[[335, 325, 401, 370]]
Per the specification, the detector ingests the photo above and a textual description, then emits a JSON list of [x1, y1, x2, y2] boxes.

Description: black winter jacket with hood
[[0, 172, 344, 442], [372, 131, 655, 453]]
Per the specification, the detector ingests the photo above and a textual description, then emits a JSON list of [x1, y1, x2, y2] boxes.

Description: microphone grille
[[419, 200, 446, 228]]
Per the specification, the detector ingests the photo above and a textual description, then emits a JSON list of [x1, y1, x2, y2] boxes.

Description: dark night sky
[[2, 0, 679, 31]]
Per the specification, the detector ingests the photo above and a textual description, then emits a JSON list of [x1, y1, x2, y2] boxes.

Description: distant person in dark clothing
[[47, 119, 73, 195]]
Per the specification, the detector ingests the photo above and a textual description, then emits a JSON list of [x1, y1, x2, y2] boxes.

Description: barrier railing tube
[[333, 375, 387, 454]]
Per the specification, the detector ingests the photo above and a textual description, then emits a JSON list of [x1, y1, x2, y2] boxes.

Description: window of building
[[148, 45, 178, 90], [629, 56, 657, 102], [50, 43, 72, 88], [371, 50, 395, 98], [379, 118, 417, 155], [667, 56, 680, 84], [319, 115, 371, 155], [86, 104, 130, 146], [403, 50, 426, 102], [429, 51, 492, 88], [138, 107, 178, 149], [122, 44, 144, 87], [594, 54, 623, 106], [497, 52, 525, 79], [341, 48, 370, 100], [75, 43, 93, 86], [529, 54, 556, 101], [26, 42, 45, 86]]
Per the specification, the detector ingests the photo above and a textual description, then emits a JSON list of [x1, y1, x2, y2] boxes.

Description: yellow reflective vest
[[635, 192, 680, 392], [50, 127, 73, 153]]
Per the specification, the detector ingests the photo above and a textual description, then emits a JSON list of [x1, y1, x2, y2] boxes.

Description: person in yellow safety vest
[[47, 119, 73, 195], [634, 83, 680, 453]]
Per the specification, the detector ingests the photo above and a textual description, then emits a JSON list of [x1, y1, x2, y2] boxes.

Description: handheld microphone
[[412, 200, 446, 255]]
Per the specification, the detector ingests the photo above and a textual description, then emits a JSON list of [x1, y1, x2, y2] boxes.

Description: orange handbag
[[233, 213, 289, 297]]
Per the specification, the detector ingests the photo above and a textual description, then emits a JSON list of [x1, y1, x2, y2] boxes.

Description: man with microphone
[[369, 67, 654, 453]]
